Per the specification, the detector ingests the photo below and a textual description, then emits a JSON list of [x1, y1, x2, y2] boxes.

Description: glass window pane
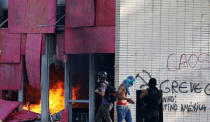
[[71, 55, 89, 100]]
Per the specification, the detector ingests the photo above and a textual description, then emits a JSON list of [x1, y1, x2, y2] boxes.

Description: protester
[[116, 76, 136, 122], [95, 71, 113, 122], [140, 78, 162, 122]]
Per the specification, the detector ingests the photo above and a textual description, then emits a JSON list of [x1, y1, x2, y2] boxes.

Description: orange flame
[[72, 85, 80, 100], [23, 81, 80, 115], [49, 81, 65, 114], [22, 100, 41, 114]]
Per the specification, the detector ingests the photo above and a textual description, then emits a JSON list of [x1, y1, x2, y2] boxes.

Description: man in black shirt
[[140, 78, 162, 122]]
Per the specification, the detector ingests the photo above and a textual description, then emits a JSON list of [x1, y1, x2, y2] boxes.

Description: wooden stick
[[135, 73, 148, 86], [142, 70, 152, 78], [136, 70, 152, 88]]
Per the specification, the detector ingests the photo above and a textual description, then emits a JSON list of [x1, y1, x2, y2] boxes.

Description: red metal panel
[[8, 0, 56, 33], [8, 0, 26, 33], [0, 99, 21, 121], [65, 0, 95, 27], [65, 29, 84, 53], [96, 0, 116, 26], [7, 110, 40, 122], [0, 59, 22, 90], [25, 34, 42, 89], [61, 107, 68, 122], [56, 34, 65, 61], [65, 27, 115, 54], [0, 29, 21, 63], [21, 34, 45, 55]]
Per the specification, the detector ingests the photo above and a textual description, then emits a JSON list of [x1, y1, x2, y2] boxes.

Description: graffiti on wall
[[136, 66, 210, 113], [162, 95, 207, 112], [160, 80, 210, 95], [167, 53, 210, 71]]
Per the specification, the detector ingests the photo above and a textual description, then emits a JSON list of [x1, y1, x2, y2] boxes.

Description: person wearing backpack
[[140, 78, 162, 122], [116, 76, 136, 122], [95, 71, 113, 122]]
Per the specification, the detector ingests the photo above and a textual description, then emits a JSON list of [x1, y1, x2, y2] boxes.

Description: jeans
[[116, 105, 132, 122], [96, 103, 113, 122]]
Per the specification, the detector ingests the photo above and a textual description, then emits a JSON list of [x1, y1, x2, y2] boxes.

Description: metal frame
[[68, 100, 89, 103], [0, 18, 8, 28], [65, 54, 95, 122], [89, 54, 95, 122], [64, 56, 70, 107], [18, 57, 25, 110], [68, 55, 73, 122], [64, 55, 71, 122], [38, 15, 65, 27], [41, 35, 51, 122]]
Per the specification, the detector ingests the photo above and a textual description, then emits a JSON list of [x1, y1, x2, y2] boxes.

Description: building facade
[[0, 0, 115, 121], [115, 0, 210, 122]]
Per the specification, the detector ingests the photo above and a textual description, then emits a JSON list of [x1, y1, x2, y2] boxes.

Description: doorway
[[66, 54, 114, 122]]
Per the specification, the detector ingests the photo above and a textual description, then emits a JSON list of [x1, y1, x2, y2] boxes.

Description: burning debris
[[22, 81, 80, 115], [22, 84, 41, 114], [22, 81, 65, 115]]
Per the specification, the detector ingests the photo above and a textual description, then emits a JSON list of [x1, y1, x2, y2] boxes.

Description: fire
[[49, 81, 64, 114], [23, 81, 80, 115], [22, 100, 41, 114], [72, 85, 80, 100]]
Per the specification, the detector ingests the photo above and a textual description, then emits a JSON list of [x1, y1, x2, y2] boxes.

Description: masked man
[[140, 78, 162, 122], [116, 76, 136, 122], [95, 71, 113, 122]]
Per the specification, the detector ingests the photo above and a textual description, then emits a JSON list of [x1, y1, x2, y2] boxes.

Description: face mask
[[97, 75, 106, 83], [123, 76, 135, 95], [123, 80, 132, 95], [97, 76, 101, 83], [127, 76, 135, 85]]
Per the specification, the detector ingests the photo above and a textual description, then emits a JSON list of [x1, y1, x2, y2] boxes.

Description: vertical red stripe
[[25, 34, 42, 89]]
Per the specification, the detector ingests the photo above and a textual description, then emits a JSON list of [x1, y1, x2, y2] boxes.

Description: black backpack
[[104, 84, 117, 103]]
